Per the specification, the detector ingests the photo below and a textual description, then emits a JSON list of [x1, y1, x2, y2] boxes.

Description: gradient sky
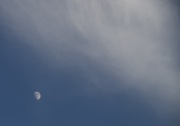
[[0, 0, 180, 126]]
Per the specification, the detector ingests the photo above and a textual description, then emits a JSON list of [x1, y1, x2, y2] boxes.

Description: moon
[[34, 91, 41, 100]]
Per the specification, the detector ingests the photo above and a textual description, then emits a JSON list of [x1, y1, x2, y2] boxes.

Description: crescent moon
[[34, 91, 41, 100]]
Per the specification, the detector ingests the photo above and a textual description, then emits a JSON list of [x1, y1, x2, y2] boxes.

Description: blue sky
[[0, 0, 180, 126]]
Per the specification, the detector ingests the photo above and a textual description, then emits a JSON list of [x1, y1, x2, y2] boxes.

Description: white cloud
[[1, 0, 179, 115], [67, 0, 180, 105]]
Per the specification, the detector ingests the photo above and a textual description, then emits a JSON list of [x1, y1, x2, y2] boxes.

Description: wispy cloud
[[1, 0, 179, 116]]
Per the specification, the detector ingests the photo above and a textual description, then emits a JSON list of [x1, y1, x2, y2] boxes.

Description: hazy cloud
[[1, 0, 179, 116]]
